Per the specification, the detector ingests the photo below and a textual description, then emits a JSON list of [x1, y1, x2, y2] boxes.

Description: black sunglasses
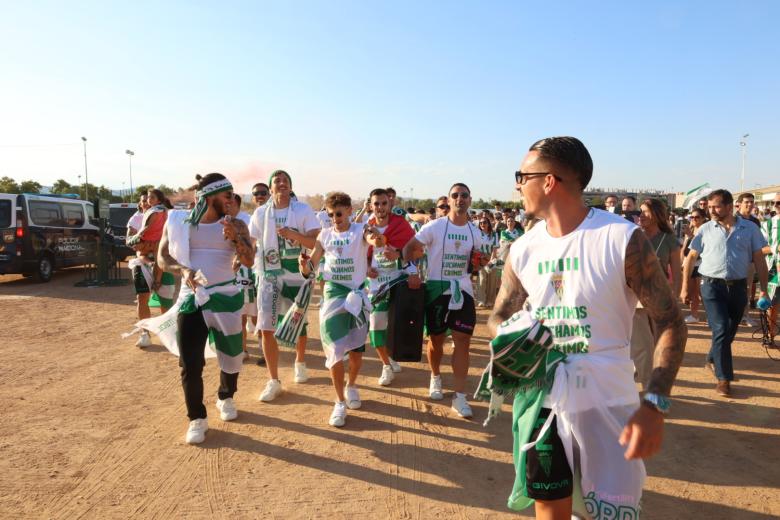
[[327, 211, 343, 218], [437, 204, 450, 210], [514, 171, 563, 185], [450, 192, 470, 199], [252, 190, 269, 197], [774, 201, 780, 206]]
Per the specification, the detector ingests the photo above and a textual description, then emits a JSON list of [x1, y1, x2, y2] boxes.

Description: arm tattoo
[[487, 260, 528, 336], [625, 230, 687, 396], [230, 219, 254, 267]]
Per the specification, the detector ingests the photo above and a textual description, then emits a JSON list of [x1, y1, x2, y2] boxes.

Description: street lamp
[[126, 149, 135, 199], [739, 133, 749, 192], [81, 136, 89, 200]]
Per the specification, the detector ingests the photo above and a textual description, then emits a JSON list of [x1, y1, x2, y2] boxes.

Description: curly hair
[[325, 191, 352, 209]]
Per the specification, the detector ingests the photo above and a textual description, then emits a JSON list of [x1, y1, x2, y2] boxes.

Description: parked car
[[0, 193, 100, 282]]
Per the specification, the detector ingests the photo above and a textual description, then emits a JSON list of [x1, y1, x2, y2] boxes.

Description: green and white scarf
[[319, 281, 372, 368], [178, 280, 245, 374], [474, 311, 563, 426], [762, 217, 780, 299], [127, 257, 176, 307], [474, 310, 565, 512], [185, 179, 233, 227]]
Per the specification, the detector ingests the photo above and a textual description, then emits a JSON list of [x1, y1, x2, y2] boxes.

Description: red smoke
[[229, 161, 280, 194]]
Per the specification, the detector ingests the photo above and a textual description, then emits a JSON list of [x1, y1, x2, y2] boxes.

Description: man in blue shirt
[[681, 189, 768, 397]]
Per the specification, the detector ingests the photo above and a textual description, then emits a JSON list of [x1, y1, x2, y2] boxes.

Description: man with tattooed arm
[[489, 137, 687, 519]]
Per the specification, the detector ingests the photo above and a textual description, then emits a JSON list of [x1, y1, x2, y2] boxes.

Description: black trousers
[[178, 309, 239, 420]]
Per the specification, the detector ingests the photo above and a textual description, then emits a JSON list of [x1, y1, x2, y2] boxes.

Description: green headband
[[185, 178, 233, 226], [268, 170, 292, 189]]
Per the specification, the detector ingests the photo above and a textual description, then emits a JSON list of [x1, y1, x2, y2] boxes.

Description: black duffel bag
[[386, 281, 425, 362]]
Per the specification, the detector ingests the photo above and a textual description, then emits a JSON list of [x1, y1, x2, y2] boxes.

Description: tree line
[[0, 176, 180, 203]]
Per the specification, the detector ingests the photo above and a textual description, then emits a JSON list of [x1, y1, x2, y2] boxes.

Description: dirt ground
[[0, 267, 778, 520]]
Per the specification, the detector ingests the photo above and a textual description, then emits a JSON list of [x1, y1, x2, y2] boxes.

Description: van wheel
[[35, 255, 53, 282]]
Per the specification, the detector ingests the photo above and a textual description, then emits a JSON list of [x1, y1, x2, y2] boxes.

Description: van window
[[29, 200, 62, 226], [62, 203, 85, 227], [0, 200, 11, 228]]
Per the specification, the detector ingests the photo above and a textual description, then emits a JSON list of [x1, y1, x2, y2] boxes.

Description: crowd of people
[[120, 136, 778, 519]]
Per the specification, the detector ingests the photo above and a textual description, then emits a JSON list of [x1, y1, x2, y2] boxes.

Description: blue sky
[[1, 1, 777, 200]]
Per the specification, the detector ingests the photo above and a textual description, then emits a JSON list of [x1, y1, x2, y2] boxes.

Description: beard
[[212, 198, 228, 218]]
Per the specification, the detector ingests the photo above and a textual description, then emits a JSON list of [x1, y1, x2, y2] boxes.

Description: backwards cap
[[268, 169, 292, 189]]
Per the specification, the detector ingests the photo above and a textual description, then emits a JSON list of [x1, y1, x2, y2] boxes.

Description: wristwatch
[[641, 392, 671, 414]]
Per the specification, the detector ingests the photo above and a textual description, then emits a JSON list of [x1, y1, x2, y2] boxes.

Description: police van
[[0, 193, 100, 282]]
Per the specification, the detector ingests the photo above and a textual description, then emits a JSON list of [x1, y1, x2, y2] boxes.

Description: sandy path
[[0, 268, 778, 519]]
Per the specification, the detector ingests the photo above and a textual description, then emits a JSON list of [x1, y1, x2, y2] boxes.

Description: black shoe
[[256, 356, 266, 366]]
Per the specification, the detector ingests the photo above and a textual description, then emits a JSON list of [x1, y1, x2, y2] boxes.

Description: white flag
[[683, 183, 713, 210]]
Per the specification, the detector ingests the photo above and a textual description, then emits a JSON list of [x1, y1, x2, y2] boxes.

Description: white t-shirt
[[127, 211, 144, 232], [189, 221, 236, 285], [236, 211, 251, 226], [367, 224, 403, 293], [415, 217, 483, 296], [248, 200, 320, 265], [319, 223, 369, 290]]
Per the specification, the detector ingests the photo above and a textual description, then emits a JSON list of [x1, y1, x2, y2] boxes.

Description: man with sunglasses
[[490, 137, 687, 518], [760, 194, 780, 344], [249, 170, 320, 402], [435, 196, 450, 219], [403, 183, 486, 418], [365, 188, 418, 385], [251, 183, 270, 207]]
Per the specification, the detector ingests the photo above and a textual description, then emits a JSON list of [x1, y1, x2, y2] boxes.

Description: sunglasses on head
[[252, 190, 269, 197], [450, 192, 470, 199], [327, 211, 343, 218]]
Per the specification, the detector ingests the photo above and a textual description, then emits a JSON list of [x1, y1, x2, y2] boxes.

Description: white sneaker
[[136, 331, 151, 348], [378, 365, 395, 386], [185, 418, 208, 444], [259, 379, 283, 402], [451, 392, 473, 418], [429, 375, 444, 401], [294, 362, 309, 383], [346, 385, 362, 409], [389, 358, 402, 373], [329, 401, 347, 427], [742, 317, 756, 327], [216, 397, 238, 421], [684, 314, 698, 324]]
